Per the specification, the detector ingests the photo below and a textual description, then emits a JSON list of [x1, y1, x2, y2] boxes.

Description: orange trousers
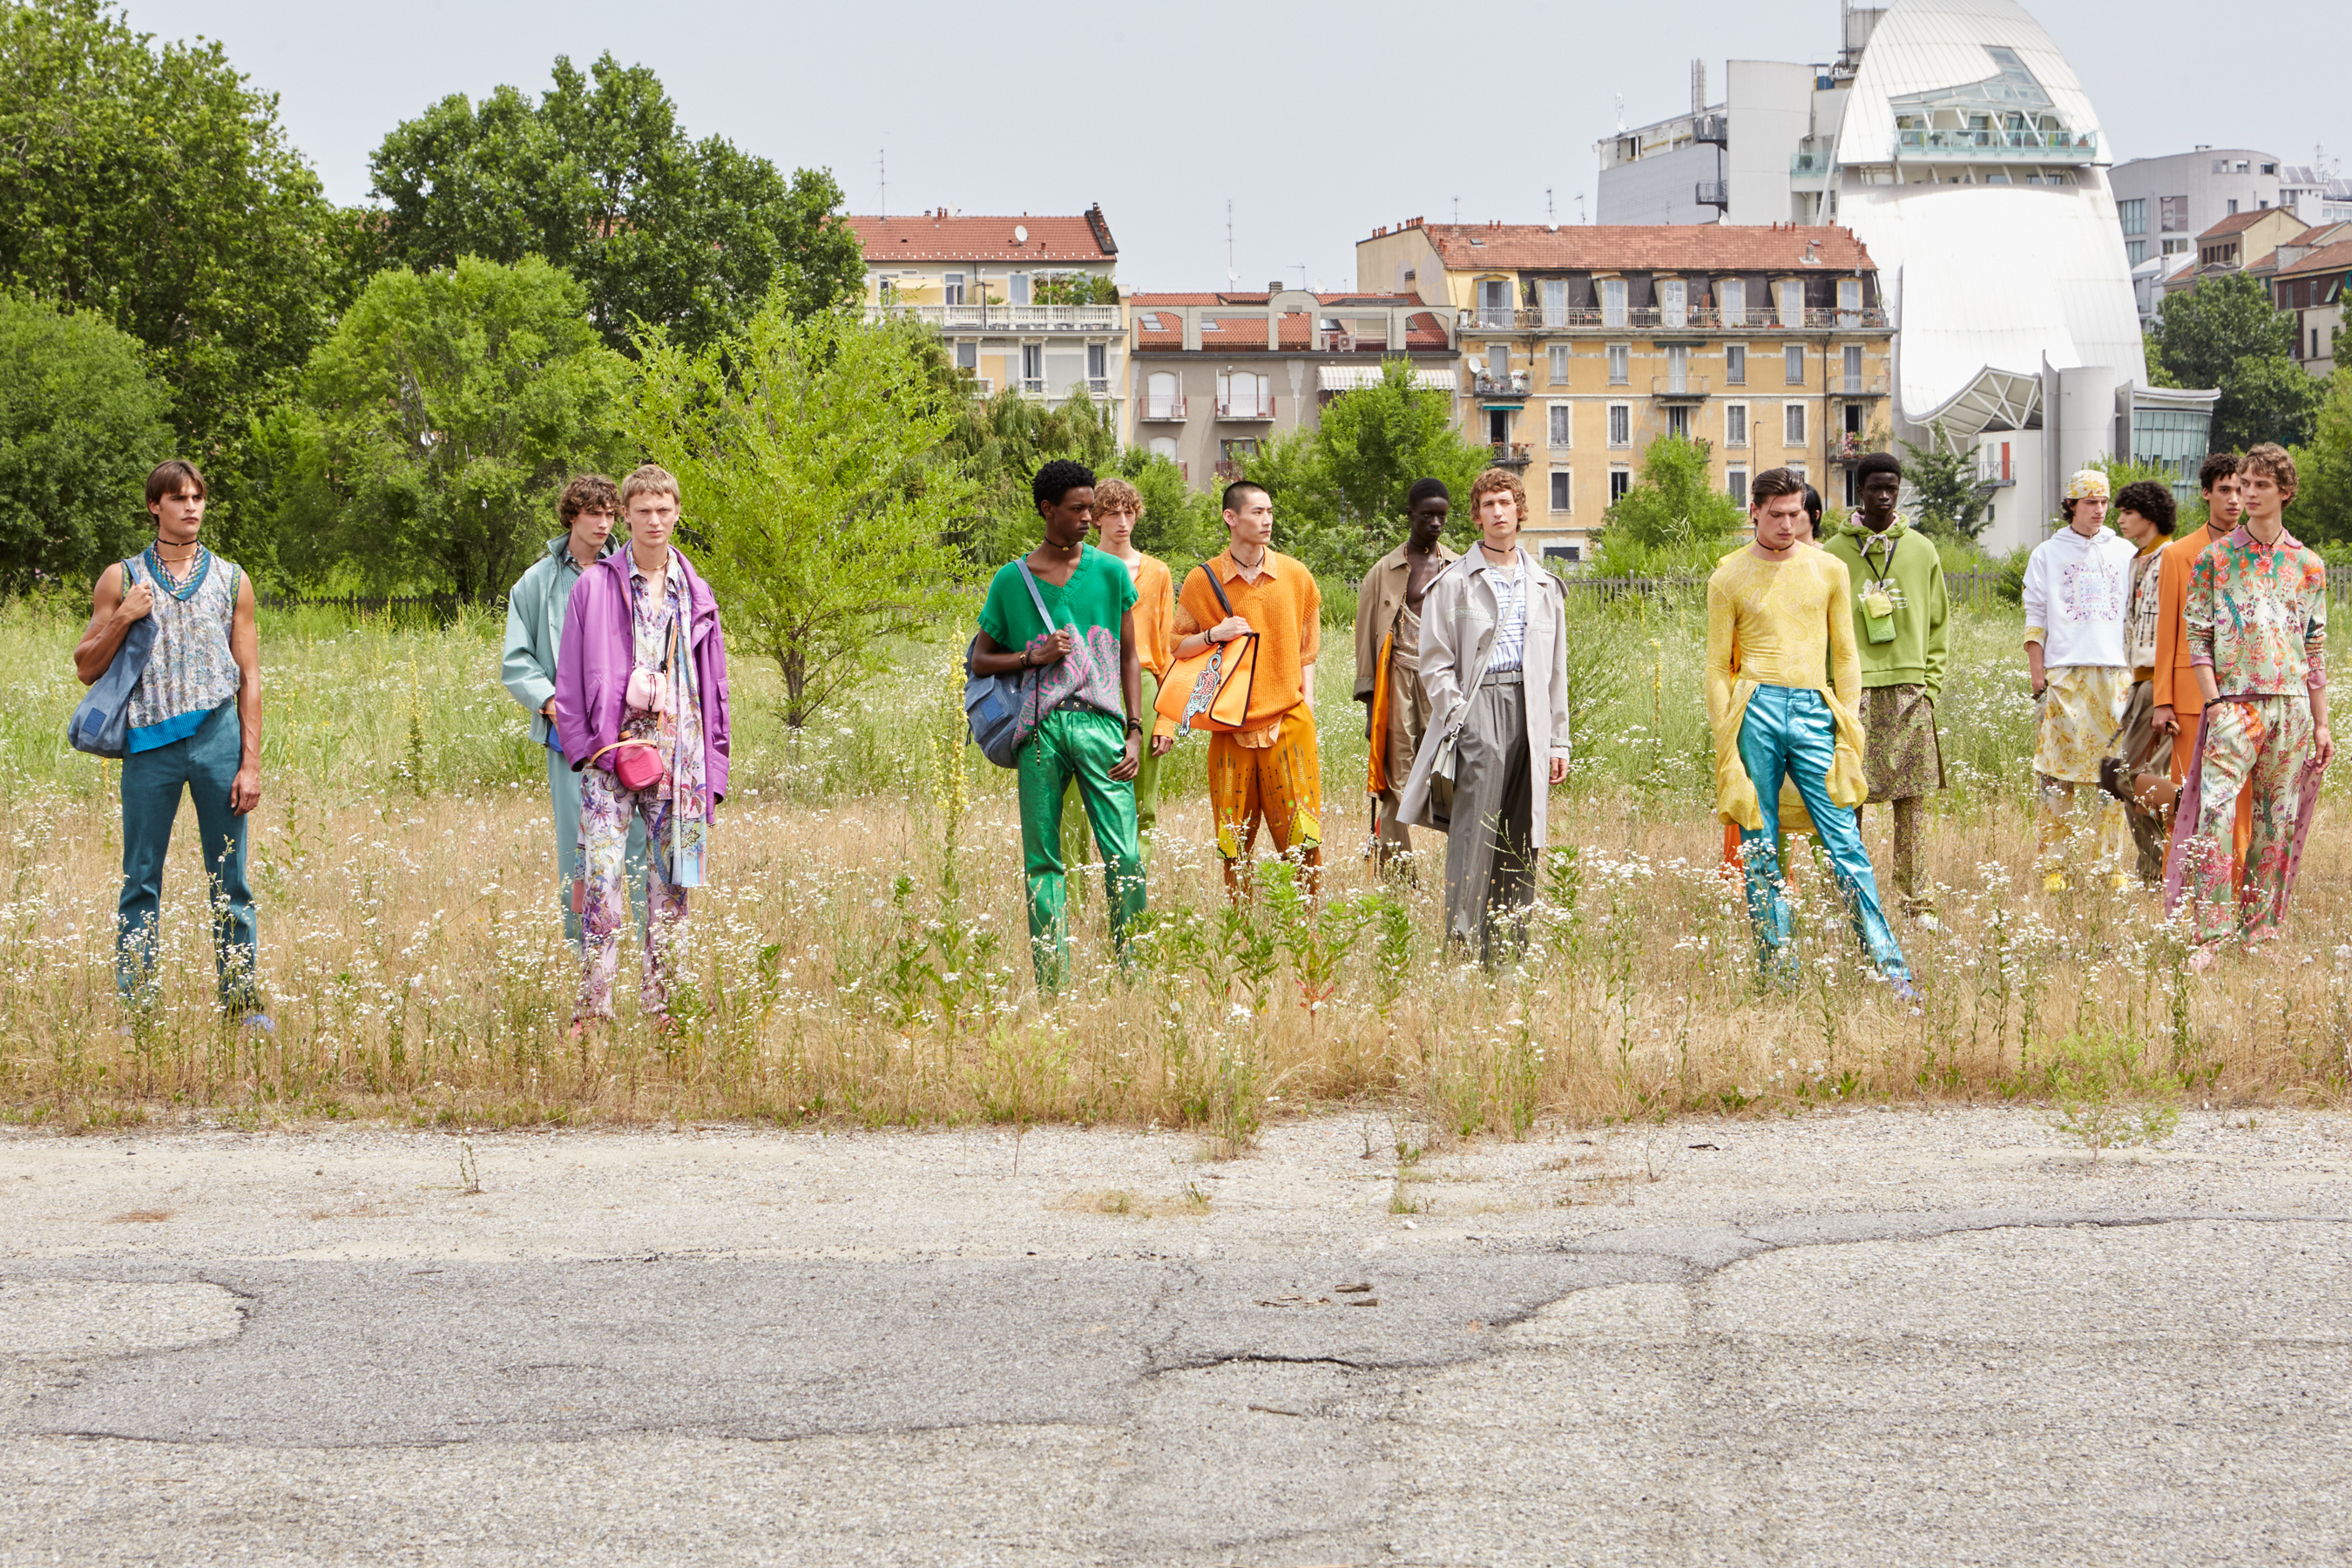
[[1209, 711, 1322, 897]]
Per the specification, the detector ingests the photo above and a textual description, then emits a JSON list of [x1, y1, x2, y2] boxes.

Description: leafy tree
[[628, 307, 977, 729], [1239, 358, 1489, 584], [260, 256, 630, 598], [1592, 433, 1745, 575], [2289, 365, 2352, 545], [1032, 274, 1119, 307], [2146, 272, 2325, 450], [1111, 447, 1220, 574], [0, 0, 354, 544], [370, 53, 865, 355], [939, 384, 1119, 565], [1898, 421, 1991, 541], [0, 293, 174, 591]]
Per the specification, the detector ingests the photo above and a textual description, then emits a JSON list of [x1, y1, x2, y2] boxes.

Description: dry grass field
[[3, 591, 2346, 1138]]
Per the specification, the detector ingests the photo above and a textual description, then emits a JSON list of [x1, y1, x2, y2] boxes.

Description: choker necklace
[[1231, 545, 1267, 571]]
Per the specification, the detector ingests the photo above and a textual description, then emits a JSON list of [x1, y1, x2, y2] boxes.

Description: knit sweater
[[1821, 517, 1950, 698]]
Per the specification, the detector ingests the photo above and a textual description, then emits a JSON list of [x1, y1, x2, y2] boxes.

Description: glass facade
[[2132, 402, 2215, 503]]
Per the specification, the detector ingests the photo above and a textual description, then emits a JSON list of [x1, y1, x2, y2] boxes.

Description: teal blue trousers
[[118, 700, 254, 1007], [1736, 686, 1910, 988]]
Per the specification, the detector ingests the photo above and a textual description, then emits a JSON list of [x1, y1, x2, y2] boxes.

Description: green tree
[[370, 53, 864, 355], [260, 256, 630, 599], [1112, 447, 1220, 573], [0, 293, 174, 591], [0, 0, 354, 543], [2146, 273, 2325, 450], [1032, 274, 1119, 307], [1898, 421, 1991, 541], [940, 384, 1119, 565], [2289, 365, 2352, 545], [1592, 433, 1745, 575], [628, 307, 977, 729]]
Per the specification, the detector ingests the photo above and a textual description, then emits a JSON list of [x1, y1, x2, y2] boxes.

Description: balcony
[[1456, 306, 1888, 334], [1790, 151, 1830, 186], [1894, 126, 2097, 163], [1837, 373, 1891, 396], [867, 301, 1123, 331], [1139, 395, 1187, 421], [1213, 459, 1247, 481], [1484, 442, 1533, 468], [1470, 370, 1531, 399], [1650, 375, 1710, 402], [1693, 112, 1728, 146], [1695, 179, 1730, 211], [1830, 436, 1889, 465], [1216, 395, 1277, 421]]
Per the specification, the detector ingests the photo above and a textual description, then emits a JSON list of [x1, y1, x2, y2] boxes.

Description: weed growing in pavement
[[2038, 1029, 2182, 1161]]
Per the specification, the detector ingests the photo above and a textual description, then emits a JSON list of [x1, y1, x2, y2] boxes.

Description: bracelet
[[1125, 718, 1143, 735]]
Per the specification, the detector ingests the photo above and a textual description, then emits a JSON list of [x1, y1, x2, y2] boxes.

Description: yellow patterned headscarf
[[2065, 469, 2110, 502]]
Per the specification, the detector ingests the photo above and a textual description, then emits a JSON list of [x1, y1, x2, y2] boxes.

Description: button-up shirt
[[1474, 548, 1529, 674]]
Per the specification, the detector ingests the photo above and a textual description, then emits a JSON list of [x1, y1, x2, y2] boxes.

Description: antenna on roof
[[1227, 199, 1237, 284], [1547, 187, 1554, 224], [877, 148, 885, 218], [1614, 94, 1625, 133], [1577, 193, 1586, 225], [1452, 195, 1460, 224]]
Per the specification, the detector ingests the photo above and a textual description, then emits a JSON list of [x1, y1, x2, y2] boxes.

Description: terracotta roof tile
[[2195, 208, 2293, 240], [848, 212, 1112, 263], [2272, 239, 2352, 280], [1400, 222, 1876, 273]]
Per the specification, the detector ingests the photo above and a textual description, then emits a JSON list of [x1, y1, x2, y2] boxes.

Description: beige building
[[1355, 221, 1892, 563], [848, 206, 1124, 414], [1125, 289, 1453, 488], [2268, 233, 2352, 379]]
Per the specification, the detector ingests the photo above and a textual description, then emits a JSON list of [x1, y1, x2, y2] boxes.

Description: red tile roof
[[1395, 222, 1876, 273], [848, 208, 1115, 263], [2272, 239, 2352, 280], [2194, 208, 2296, 241]]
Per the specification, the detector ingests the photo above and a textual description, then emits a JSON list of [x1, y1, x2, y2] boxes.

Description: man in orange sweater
[[1173, 480, 1323, 898], [2152, 451, 2252, 873]]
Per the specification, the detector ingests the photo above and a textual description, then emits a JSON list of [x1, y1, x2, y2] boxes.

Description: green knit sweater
[[1821, 517, 1950, 698]]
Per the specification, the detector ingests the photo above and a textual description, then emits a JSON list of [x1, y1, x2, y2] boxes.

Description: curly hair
[[2114, 479, 2177, 537], [558, 473, 620, 525], [2198, 450, 2240, 492], [2240, 442, 2297, 497], [1033, 459, 1097, 513], [1092, 476, 1141, 517], [1468, 466, 1526, 523]]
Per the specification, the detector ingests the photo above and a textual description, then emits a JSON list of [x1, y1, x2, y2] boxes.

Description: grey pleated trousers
[[1443, 672, 1534, 962]]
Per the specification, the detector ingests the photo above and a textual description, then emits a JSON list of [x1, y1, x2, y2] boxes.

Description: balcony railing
[[1216, 395, 1277, 420], [1470, 370, 1531, 397], [1693, 113, 1728, 146], [1484, 442, 1533, 467], [1458, 306, 1888, 333], [1213, 459, 1247, 481], [1650, 375, 1711, 400], [866, 302, 1123, 330], [1139, 395, 1187, 421], [1837, 373, 1891, 396], [1790, 151, 1830, 179], [1895, 126, 2097, 162], [1695, 179, 1730, 210], [1830, 436, 1888, 465]]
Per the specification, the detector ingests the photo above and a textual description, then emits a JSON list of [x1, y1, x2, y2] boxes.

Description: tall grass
[[3, 591, 2346, 1134]]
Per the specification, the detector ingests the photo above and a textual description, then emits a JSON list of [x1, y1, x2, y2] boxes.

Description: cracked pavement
[[5, 1108, 2352, 1565]]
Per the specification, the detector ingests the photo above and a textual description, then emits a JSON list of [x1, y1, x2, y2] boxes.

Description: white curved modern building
[[1598, 0, 2215, 549]]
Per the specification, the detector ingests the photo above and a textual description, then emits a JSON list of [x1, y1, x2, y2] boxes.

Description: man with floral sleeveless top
[[72, 461, 267, 1022]]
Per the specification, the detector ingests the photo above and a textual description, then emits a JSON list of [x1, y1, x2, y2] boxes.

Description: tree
[[2289, 365, 2352, 546], [1240, 358, 1489, 584], [260, 256, 630, 598], [0, 0, 354, 542], [1032, 274, 1119, 307], [1899, 421, 1991, 541], [627, 307, 977, 729], [2146, 273, 2325, 450], [1592, 433, 1746, 576], [938, 383, 1119, 565], [0, 293, 174, 591], [370, 53, 865, 355]]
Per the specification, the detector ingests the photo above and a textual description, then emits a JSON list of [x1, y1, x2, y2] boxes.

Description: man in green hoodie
[[1822, 451, 1950, 921], [502, 474, 645, 943]]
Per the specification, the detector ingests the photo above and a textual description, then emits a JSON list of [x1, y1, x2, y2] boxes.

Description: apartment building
[[850, 206, 1124, 411], [1356, 220, 1890, 563], [2112, 149, 2283, 267], [2162, 207, 2316, 309], [2268, 234, 2352, 378], [1126, 289, 1454, 488]]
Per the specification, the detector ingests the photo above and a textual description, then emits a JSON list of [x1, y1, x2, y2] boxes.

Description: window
[[1549, 470, 1572, 512], [2212, 159, 2227, 174], [1727, 465, 1748, 502], [1600, 278, 1628, 328], [1146, 370, 1179, 419], [1843, 467, 1861, 507], [2262, 162, 2277, 175], [2315, 328, 2323, 360], [1844, 401, 1863, 436], [1607, 343, 1629, 384], [1836, 279, 1862, 322], [943, 272, 966, 306], [1488, 409, 1511, 443], [1548, 344, 1571, 382], [1086, 342, 1107, 390], [2161, 237, 2189, 255], [1548, 403, 1572, 446], [955, 341, 978, 372], [1487, 342, 1509, 382], [1542, 279, 1568, 327], [1787, 463, 1806, 483], [1148, 436, 1178, 462], [1665, 344, 1691, 393], [1010, 272, 1031, 305], [1218, 371, 1269, 418], [1784, 345, 1805, 385], [1478, 278, 1512, 328], [1783, 402, 1807, 445], [1726, 403, 1748, 447], [1607, 403, 1631, 447], [1775, 279, 1804, 326], [1609, 467, 1631, 503], [2119, 199, 2146, 236], [1720, 279, 1746, 323], [1725, 344, 1747, 385], [1659, 278, 1687, 329], [1544, 544, 1583, 565], [2227, 199, 2239, 216], [1666, 405, 1690, 438], [2159, 195, 2187, 233], [2127, 240, 2147, 265], [1022, 343, 1043, 393], [1842, 344, 1862, 393]]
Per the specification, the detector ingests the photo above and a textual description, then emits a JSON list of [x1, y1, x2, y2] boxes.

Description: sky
[[132, 0, 2349, 294]]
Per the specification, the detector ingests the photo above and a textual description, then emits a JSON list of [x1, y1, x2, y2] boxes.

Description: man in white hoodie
[[2021, 470, 2139, 889]]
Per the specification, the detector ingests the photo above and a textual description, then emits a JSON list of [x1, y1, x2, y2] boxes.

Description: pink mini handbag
[[588, 617, 677, 793]]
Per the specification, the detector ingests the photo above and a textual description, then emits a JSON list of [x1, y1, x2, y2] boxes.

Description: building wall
[[1595, 140, 1725, 227], [2110, 150, 2283, 268], [1725, 60, 1819, 225], [862, 258, 1122, 404]]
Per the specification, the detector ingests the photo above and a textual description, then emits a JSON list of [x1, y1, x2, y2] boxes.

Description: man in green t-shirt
[[972, 459, 1146, 990], [1821, 450, 1950, 921]]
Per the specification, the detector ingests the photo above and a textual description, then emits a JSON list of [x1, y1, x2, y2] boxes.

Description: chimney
[[1268, 280, 1284, 294]]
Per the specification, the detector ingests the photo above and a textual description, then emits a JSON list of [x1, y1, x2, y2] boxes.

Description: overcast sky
[[132, 0, 2349, 293]]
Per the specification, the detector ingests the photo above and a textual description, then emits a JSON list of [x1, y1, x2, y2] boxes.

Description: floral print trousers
[[576, 766, 692, 1023], [2171, 695, 2316, 950]]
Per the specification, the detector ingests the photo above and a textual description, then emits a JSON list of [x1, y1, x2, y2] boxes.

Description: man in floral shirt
[[2163, 443, 2333, 962]]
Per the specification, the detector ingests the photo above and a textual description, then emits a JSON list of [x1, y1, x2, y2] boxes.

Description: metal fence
[[258, 594, 469, 615]]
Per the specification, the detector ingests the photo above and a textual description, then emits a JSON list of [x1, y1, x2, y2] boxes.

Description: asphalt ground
[[5, 1108, 2350, 1565]]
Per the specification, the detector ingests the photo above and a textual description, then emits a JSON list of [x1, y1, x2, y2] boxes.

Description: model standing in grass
[[2152, 451, 2253, 880], [73, 460, 267, 1024], [2021, 470, 2136, 889], [971, 460, 1146, 989], [1822, 450, 1950, 920], [501, 473, 645, 943], [1172, 480, 1325, 900], [2163, 443, 2331, 964], [1355, 477, 1458, 875], [2097, 480, 2180, 885], [1058, 476, 1174, 875], [1706, 467, 1912, 996]]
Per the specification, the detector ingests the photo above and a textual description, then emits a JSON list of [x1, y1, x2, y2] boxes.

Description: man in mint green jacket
[[1822, 451, 1950, 920], [502, 475, 644, 943]]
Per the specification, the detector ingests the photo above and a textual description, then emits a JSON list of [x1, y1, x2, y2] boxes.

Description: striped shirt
[[1476, 551, 1528, 674]]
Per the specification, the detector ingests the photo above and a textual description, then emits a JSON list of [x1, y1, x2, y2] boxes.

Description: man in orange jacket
[[2151, 451, 2253, 874]]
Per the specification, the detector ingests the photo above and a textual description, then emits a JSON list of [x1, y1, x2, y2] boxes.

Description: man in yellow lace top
[[1707, 467, 1914, 996]]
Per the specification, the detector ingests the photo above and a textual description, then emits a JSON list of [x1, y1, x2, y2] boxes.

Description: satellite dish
[[1227, 269, 1240, 283], [1013, 224, 1028, 243]]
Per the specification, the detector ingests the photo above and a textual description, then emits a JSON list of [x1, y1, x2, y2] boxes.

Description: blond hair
[[1092, 476, 1142, 517], [1468, 466, 1526, 523], [621, 463, 680, 510]]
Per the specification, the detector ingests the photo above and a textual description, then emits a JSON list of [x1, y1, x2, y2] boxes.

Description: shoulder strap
[[1194, 563, 1237, 619], [1015, 558, 1058, 632]]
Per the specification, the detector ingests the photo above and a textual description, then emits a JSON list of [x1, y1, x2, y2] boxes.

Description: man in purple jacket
[[555, 464, 731, 1033]]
